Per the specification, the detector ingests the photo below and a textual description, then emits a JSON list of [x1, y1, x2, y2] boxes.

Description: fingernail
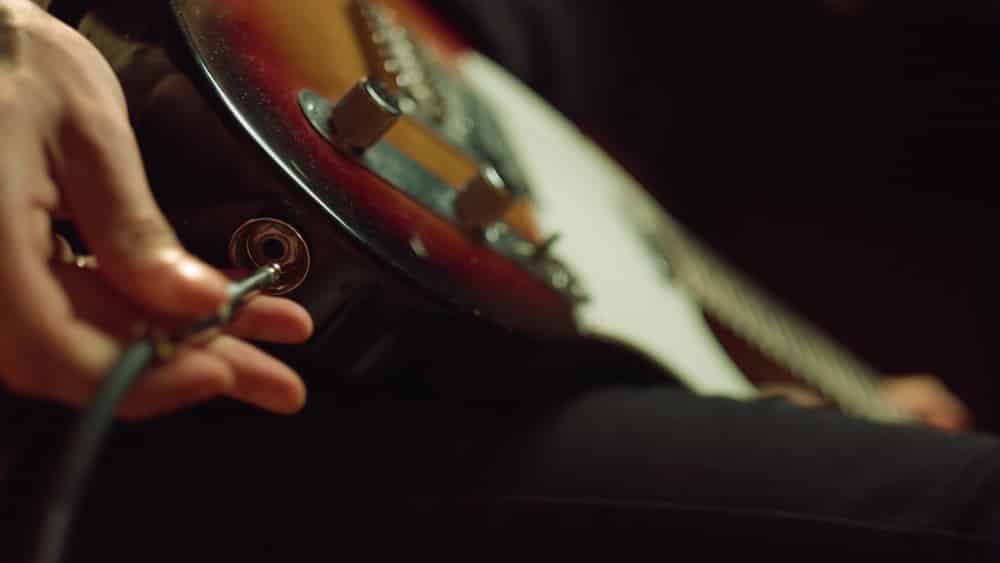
[[288, 380, 307, 413], [265, 380, 307, 415], [234, 375, 307, 415]]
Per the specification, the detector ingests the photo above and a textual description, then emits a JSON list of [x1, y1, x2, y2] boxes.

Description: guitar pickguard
[[456, 54, 760, 399]]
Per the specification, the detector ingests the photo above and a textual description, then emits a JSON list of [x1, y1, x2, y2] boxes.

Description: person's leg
[[446, 385, 1000, 559], [10, 376, 991, 562], [2, 313, 996, 562]]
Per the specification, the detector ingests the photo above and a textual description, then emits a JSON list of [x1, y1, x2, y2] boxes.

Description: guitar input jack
[[229, 218, 311, 295]]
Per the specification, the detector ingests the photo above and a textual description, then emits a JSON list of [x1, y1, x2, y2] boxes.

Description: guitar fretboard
[[628, 202, 910, 424]]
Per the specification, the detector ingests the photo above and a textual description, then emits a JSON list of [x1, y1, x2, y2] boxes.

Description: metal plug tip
[[227, 264, 284, 301]]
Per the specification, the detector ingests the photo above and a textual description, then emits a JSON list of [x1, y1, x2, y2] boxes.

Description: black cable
[[32, 337, 156, 563], [30, 264, 282, 563]]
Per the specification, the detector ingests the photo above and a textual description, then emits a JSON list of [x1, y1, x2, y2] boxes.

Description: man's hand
[[880, 373, 973, 432], [759, 373, 973, 432], [0, 0, 313, 420]]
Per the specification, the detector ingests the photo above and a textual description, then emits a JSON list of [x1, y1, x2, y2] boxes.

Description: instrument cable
[[31, 264, 283, 563]]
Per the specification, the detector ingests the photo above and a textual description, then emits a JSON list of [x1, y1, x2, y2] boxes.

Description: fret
[[628, 197, 910, 423]]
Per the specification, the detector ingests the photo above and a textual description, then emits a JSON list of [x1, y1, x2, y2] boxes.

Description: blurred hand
[[0, 0, 312, 420], [880, 373, 973, 432], [759, 373, 973, 432]]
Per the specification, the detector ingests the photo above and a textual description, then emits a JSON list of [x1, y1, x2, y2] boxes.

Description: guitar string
[[641, 210, 908, 423]]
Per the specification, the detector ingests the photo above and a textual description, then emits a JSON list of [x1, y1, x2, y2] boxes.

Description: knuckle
[[111, 212, 176, 255], [116, 211, 173, 242]]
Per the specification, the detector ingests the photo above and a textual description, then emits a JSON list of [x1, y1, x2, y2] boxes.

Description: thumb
[[55, 108, 228, 317]]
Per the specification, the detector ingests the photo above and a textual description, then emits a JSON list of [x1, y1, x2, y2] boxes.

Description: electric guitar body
[[79, 0, 906, 421]]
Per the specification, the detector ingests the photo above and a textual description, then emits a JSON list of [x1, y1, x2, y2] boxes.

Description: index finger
[[52, 98, 228, 318]]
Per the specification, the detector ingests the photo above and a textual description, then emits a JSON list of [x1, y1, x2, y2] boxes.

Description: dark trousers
[[3, 343, 999, 562]]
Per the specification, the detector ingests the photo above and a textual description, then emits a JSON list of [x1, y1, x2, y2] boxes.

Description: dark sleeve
[[426, 0, 630, 126], [45, 0, 89, 26]]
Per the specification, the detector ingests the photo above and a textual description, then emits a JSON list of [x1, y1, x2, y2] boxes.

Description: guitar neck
[[454, 53, 908, 423], [629, 202, 909, 423]]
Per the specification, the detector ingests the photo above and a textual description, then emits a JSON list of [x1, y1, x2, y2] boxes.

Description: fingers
[[0, 145, 116, 407], [49, 260, 144, 341], [47, 263, 310, 419], [0, 252, 216, 416], [50, 261, 314, 346], [0, 257, 120, 409], [1, 255, 309, 420], [115, 347, 235, 421], [52, 102, 229, 318], [117, 336, 306, 421], [881, 374, 974, 432], [227, 296, 314, 345], [219, 268, 313, 343], [209, 336, 307, 415]]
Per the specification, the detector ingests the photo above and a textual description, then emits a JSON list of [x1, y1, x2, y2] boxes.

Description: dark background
[[428, 0, 1000, 431]]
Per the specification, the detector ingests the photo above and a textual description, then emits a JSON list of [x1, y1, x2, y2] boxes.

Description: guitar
[[73, 0, 906, 423]]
